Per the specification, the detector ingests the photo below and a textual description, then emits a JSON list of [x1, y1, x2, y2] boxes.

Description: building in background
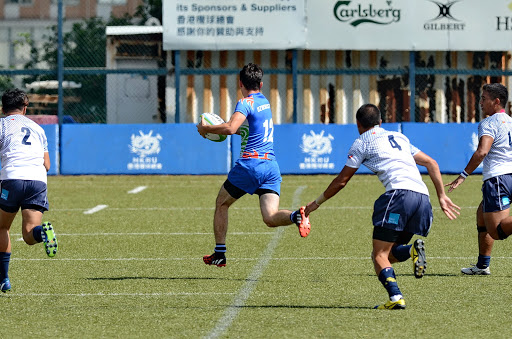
[[0, 0, 142, 69]]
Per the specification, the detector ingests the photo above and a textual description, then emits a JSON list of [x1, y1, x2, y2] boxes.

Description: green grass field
[[2, 174, 511, 338]]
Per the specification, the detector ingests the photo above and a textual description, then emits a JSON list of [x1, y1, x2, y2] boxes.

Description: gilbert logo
[[333, 0, 401, 27], [424, 0, 465, 31]]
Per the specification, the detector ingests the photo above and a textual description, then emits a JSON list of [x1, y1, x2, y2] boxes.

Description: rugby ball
[[200, 112, 227, 142]]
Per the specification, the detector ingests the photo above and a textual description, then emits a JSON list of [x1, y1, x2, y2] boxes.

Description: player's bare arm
[[304, 165, 357, 216], [196, 111, 246, 137], [446, 135, 493, 193], [414, 151, 460, 219], [43, 152, 50, 172]]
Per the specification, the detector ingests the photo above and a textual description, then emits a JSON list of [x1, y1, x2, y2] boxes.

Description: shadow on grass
[[239, 305, 372, 310], [86, 276, 246, 281]]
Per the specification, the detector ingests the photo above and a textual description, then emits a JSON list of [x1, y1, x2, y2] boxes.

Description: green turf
[[2, 174, 511, 338]]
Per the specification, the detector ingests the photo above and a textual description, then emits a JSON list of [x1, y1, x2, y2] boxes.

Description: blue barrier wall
[[46, 122, 482, 175], [232, 123, 400, 174], [42, 124, 59, 176], [61, 124, 230, 175], [401, 122, 480, 174]]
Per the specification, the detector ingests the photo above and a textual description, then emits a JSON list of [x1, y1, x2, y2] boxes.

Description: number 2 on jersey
[[262, 119, 274, 143], [21, 127, 31, 145], [388, 135, 401, 150]]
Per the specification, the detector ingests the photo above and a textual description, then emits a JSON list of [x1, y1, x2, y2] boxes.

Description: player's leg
[[484, 209, 510, 240], [257, 160, 310, 237], [462, 202, 493, 275], [258, 192, 291, 227], [481, 175, 512, 241], [371, 191, 406, 308], [203, 181, 240, 267], [372, 235, 405, 310], [20, 180, 56, 257], [0, 209, 17, 293]]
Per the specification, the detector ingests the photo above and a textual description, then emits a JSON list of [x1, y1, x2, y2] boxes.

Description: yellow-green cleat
[[374, 298, 406, 310], [42, 222, 58, 257], [412, 239, 426, 279]]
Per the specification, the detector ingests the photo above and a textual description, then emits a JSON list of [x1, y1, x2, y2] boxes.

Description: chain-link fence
[[0, 2, 511, 125]]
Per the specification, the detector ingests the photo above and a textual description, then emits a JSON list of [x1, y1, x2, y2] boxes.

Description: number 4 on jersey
[[388, 135, 401, 150]]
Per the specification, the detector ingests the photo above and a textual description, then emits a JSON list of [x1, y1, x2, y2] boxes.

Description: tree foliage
[[18, 0, 160, 122]]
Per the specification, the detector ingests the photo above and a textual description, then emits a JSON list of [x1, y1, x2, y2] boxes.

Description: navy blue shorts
[[0, 179, 49, 213], [482, 174, 512, 212], [227, 158, 282, 196], [372, 189, 433, 237]]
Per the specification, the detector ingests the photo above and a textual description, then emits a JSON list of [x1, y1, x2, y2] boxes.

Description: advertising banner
[[164, 0, 512, 51], [163, 0, 306, 50], [60, 124, 230, 175], [401, 122, 481, 174], [307, 0, 512, 51], [232, 123, 400, 175]]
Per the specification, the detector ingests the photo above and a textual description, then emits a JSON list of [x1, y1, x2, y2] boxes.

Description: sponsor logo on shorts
[[388, 213, 400, 225], [1, 189, 8, 200]]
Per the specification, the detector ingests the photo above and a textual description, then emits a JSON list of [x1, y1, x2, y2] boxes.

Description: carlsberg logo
[[333, 1, 401, 27]]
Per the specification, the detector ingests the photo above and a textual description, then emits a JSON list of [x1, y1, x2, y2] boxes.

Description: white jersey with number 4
[[345, 126, 429, 195], [0, 115, 48, 183], [478, 112, 512, 181]]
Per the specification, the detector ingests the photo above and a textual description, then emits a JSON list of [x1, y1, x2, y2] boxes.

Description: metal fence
[[0, 2, 511, 125]]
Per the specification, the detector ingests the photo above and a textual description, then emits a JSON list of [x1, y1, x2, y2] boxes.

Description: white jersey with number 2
[[0, 115, 48, 183], [345, 126, 429, 196]]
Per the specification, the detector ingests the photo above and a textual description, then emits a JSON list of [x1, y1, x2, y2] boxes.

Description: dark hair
[[482, 83, 508, 108], [356, 103, 381, 128], [2, 88, 28, 113], [239, 63, 263, 91]]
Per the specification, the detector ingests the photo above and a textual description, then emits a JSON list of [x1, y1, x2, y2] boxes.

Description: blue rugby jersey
[[234, 92, 275, 160]]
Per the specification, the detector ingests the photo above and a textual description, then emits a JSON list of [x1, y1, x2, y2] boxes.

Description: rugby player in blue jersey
[[304, 103, 460, 309], [197, 63, 310, 267]]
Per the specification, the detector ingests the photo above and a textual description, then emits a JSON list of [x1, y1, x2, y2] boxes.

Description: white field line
[[128, 186, 147, 194], [12, 256, 512, 262], [205, 185, 307, 339], [6, 292, 234, 297], [50, 205, 481, 212], [11, 232, 274, 237], [83, 205, 108, 214]]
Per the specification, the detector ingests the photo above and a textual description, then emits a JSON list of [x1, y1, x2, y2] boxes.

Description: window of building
[[98, 0, 127, 4], [50, 0, 80, 5], [7, 0, 33, 4]]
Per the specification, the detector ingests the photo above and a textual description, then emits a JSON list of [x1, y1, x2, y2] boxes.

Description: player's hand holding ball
[[197, 112, 227, 142]]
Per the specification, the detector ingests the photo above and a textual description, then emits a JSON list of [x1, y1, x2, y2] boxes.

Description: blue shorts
[[372, 189, 433, 237], [0, 179, 49, 213], [482, 174, 512, 212], [227, 158, 282, 196]]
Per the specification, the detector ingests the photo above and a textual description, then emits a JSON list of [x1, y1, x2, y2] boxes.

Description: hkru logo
[[333, 0, 401, 27], [424, 0, 465, 31], [299, 130, 335, 170], [128, 130, 163, 170]]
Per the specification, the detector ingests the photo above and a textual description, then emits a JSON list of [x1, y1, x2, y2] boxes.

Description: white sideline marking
[[205, 185, 307, 339], [128, 186, 147, 194], [9, 292, 234, 297], [49, 205, 481, 212], [83, 205, 108, 214]]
